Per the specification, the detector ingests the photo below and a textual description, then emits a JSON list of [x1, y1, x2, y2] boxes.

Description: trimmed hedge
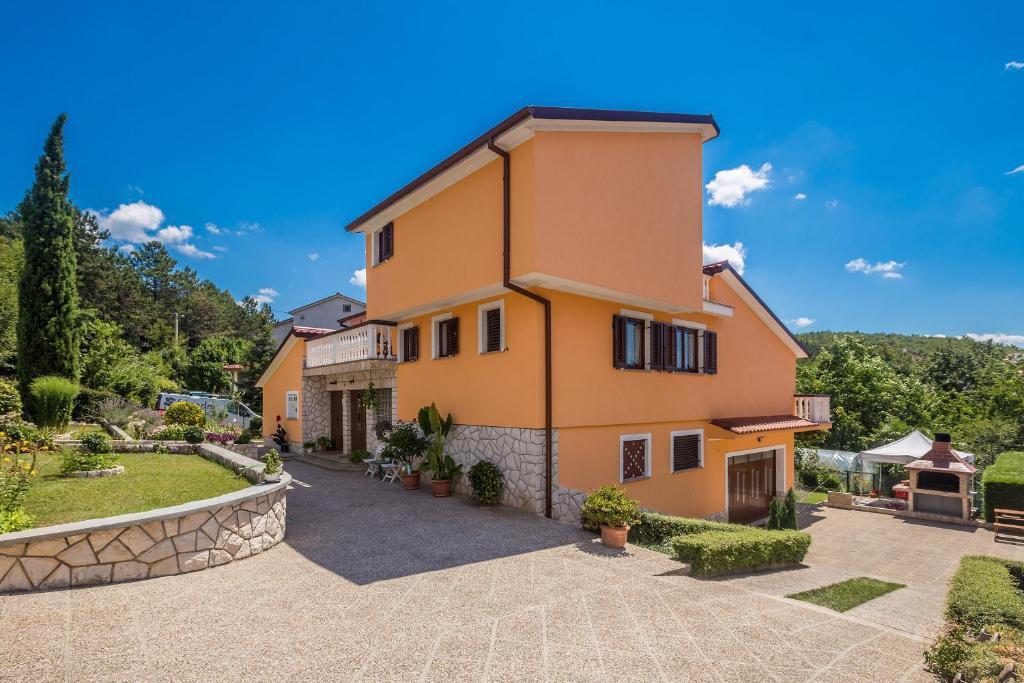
[[671, 529, 811, 576], [628, 512, 745, 544], [946, 555, 1024, 630], [981, 451, 1024, 522]]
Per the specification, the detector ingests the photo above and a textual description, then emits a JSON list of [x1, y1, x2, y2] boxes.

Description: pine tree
[[17, 114, 81, 406], [783, 489, 798, 530], [766, 499, 782, 530]]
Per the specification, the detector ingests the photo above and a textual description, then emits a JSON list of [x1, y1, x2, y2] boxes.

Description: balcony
[[794, 394, 831, 424], [305, 323, 396, 369]]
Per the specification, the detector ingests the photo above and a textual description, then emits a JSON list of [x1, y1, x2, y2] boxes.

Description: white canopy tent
[[859, 430, 975, 468]]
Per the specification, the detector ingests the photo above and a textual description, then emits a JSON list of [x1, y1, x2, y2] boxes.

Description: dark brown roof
[[344, 106, 719, 233], [712, 415, 817, 434]]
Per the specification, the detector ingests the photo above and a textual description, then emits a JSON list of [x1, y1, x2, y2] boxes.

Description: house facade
[[272, 293, 367, 345], [262, 106, 829, 523]]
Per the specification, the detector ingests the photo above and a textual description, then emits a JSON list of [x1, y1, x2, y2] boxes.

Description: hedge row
[[671, 529, 811, 576], [627, 512, 745, 544], [946, 555, 1024, 630], [981, 451, 1024, 522]]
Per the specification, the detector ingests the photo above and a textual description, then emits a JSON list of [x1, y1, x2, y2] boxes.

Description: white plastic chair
[[380, 462, 401, 484]]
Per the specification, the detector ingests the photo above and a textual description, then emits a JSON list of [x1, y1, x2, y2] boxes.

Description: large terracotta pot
[[402, 472, 421, 491], [600, 524, 629, 549], [431, 478, 452, 497]]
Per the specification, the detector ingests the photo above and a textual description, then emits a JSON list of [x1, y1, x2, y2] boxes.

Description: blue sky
[[1, 2, 1022, 342]]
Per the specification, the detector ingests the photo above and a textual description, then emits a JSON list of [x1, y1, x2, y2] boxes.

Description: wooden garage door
[[728, 450, 776, 524]]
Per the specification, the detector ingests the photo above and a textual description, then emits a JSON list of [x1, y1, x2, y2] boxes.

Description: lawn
[[66, 424, 108, 439], [21, 450, 249, 528], [787, 577, 905, 612], [795, 489, 828, 505]]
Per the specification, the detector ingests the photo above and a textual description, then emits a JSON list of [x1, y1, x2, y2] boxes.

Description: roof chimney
[[935, 433, 951, 443]]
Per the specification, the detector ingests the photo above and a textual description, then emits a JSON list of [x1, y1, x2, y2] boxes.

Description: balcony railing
[[794, 394, 831, 424], [305, 323, 396, 369]]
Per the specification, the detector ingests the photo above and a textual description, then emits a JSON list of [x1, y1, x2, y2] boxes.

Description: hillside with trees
[[796, 331, 1024, 470], [0, 115, 275, 419]]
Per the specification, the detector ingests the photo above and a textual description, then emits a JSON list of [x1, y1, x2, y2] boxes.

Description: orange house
[[269, 106, 830, 523]]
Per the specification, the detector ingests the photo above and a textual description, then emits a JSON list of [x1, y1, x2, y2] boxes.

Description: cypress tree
[[17, 114, 80, 406]]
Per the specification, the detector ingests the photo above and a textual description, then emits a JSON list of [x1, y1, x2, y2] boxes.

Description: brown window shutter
[[672, 434, 701, 471], [665, 326, 678, 372], [612, 315, 627, 368], [622, 438, 648, 480], [405, 326, 419, 361], [485, 307, 501, 352], [650, 322, 666, 371], [704, 331, 718, 374], [448, 316, 459, 355], [378, 223, 394, 262]]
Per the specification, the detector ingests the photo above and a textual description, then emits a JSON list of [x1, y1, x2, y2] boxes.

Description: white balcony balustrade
[[794, 394, 831, 424], [305, 323, 396, 368]]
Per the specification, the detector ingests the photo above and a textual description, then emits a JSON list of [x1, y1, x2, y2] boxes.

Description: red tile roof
[[907, 438, 977, 474], [711, 415, 818, 434]]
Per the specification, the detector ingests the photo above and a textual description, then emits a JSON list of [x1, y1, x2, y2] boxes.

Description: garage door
[[728, 450, 776, 524]]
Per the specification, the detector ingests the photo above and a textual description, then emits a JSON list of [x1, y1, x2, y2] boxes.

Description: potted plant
[[302, 440, 315, 454], [317, 435, 334, 451], [417, 404, 462, 497], [381, 423, 428, 490], [580, 485, 640, 549], [468, 460, 503, 506], [263, 448, 283, 483]]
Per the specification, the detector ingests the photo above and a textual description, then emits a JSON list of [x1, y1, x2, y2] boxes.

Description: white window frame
[[477, 300, 506, 354], [431, 312, 454, 360], [669, 429, 704, 473], [620, 308, 653, 371], [619, 432, 652, 482], [285, 391, 299, 419], [397, 322, 415, 363], [371, 224, 391, 266]]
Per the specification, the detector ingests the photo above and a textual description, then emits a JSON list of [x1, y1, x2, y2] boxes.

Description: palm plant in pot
[[580, 485, 640, 549], [417, 403, 462, 497], [381, 423, 428, 490]]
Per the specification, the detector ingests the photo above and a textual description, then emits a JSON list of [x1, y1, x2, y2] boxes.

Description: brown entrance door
[[349, 390, 366, 452], [728, 450, 776, 524], [329, 391, 344, 451]]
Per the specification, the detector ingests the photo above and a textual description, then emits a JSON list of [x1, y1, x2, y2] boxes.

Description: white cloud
[[702, 242, 746, 275], [349, 268, 367, 288], [794, 193, 807, 201], [826, 199, 839, 209], [88, 200, 164, 242], [1007, 165, 1024, 175], [307, 252, 320, 262], [788, 317, 815, 328], [705, 163, 772, 207], [204, 222, 222, 235], [174, 243, 216, 259], [154, 224, 193, 244], [965, 333, 1024, 347], [252, 287, 279, 305], [1006, 61, 1024, 70], [212, 246, 228, 252], [119, 244, 135, 254], [845, 258, 905, 279], [128, 184, 144, 196]]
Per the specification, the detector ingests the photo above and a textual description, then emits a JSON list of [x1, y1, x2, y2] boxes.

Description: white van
[[155, 393, 261, 429]]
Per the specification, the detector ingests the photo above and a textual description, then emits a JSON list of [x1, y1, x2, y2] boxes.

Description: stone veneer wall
[[0, 445, 289, 593], [301, 364, 397, 454]]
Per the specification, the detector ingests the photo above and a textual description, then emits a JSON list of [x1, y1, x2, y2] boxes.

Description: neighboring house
[[271, 293, 367, 344], [259, 106, 830, 523]]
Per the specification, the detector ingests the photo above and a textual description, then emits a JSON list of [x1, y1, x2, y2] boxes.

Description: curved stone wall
[[0, 448, 289, 592]]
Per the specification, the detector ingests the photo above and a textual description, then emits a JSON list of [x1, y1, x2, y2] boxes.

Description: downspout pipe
[[487, 139, 554, 519]]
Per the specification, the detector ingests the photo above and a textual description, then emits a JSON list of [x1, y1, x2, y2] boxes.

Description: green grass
[[795, 489, 828, 505], [788, 577, 905, 612], [66, 424, 108, 439], [21, 450, 249, 528]]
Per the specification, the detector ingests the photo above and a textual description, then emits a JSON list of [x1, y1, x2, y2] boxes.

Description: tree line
[[0, 115, 275, 417]]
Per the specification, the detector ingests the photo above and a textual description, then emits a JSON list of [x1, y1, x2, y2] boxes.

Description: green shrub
[[263, 448, 282, 475], [766, 499, 783, 530], [163, 401, 206, 427], [924, 627, 1009, 682], [73, 387, 117, 421], [982, 451, 1024, 522], [627, 512, 745, 544], [581, 485, 641, 529], [350, 449, 369, 464], [235, 431, 252, 444], [249, 416, 263, 434], [150, 424, 186, 441], [182, 425, 205, 444], [29, 375, 79, 430], [0, 379, 22, 418], [0, 507, 34, 533], [946, 555, 1024, 630], [79, 431, 113, 454], [671, 528, 812, 576], [783, 489, 798, 529], [59, 449, 119, 475], [468, 460, 503, 505], [381, 423, 427, 472]]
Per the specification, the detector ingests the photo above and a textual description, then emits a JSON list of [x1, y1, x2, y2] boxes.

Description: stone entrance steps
[[296, 452, 366, 473]]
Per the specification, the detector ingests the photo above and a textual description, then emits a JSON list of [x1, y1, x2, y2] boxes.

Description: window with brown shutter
[[612, 315, 645, 370], [650, 322, 667, 371], [671, 432, 702, 472], [666, 325, 699, 373], [402, 326, 419, 362], [485, 307, 501, 353], [376, 222, 394, 264], [437, 317, 459, 358], [621, 435, 650, 481], [704, 330, 718, 374]]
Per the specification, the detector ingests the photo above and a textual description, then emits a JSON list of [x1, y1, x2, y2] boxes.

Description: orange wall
[[395, 294, 544, 427], [261, 339, 305, 443], [530, 131, 704, 310], [558, 423, 795, 519]]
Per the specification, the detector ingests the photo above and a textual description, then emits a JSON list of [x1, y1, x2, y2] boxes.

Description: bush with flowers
[[0, 429, 43, 533]]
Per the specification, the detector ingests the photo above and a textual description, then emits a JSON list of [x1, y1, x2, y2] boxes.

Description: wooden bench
[[994, 509, 1024, 538]]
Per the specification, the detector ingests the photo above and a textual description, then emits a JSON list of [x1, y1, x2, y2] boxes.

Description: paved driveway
[[4, 463, 1008, 682]]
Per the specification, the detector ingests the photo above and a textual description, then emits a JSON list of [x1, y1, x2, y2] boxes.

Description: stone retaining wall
[[0, 445, 289, 593]]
